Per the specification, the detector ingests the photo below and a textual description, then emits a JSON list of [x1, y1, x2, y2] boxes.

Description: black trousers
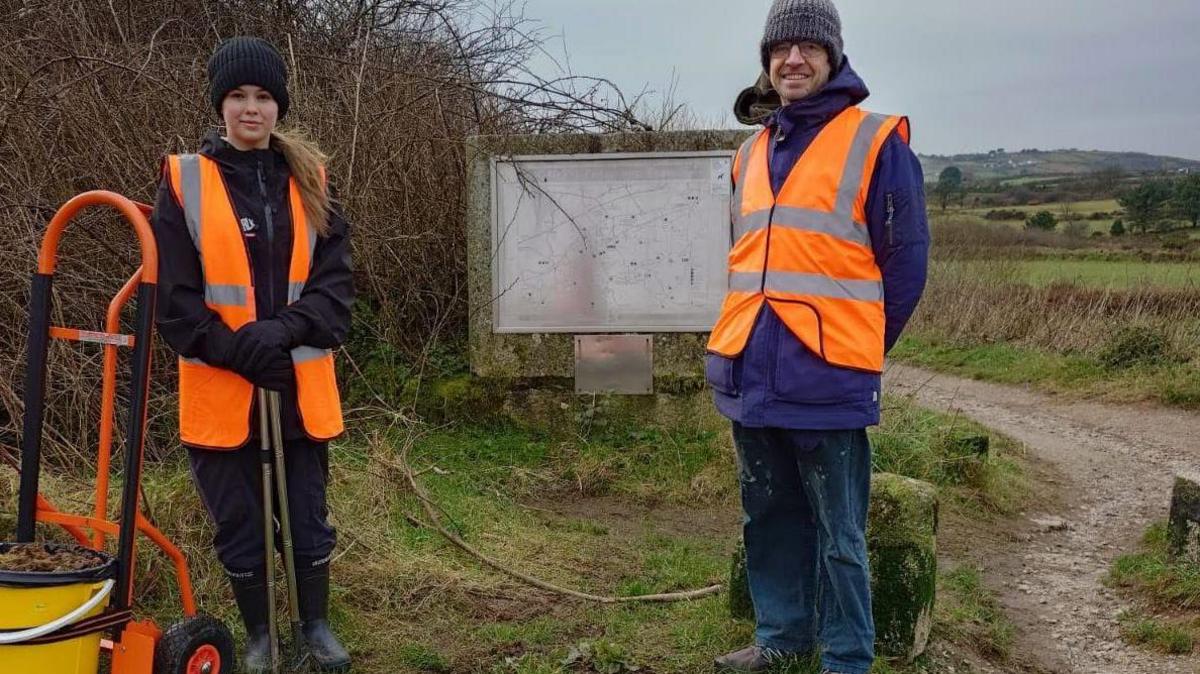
[[187, 437, 337, 575]]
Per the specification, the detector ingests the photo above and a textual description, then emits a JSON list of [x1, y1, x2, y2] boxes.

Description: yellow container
[[0, 543, 116, 674]]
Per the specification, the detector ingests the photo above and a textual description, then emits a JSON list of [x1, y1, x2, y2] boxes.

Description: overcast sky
[[518, 0, 1200, 160]]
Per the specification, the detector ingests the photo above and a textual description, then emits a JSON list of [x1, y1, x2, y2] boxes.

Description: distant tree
[[1025, 210, 1057, 231], [1171, 174, 1200, 228], [1091, 165, 1126, 195], [936, 166, 964, 211], [1118, 181, 1174, 233], [1059, 201, 1079, 228], [1110, 219, 1126, 236]]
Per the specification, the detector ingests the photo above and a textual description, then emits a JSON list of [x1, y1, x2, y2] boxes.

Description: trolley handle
[[36, 193, 156, 281]]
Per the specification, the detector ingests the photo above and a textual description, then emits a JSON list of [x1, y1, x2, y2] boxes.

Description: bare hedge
[[0, 0, 647, 463]]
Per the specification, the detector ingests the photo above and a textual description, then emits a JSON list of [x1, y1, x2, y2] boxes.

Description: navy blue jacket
[[706, 58, 930, 430]]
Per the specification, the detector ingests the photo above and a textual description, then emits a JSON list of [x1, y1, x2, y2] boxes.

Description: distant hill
[[919, 149, 1200, 184]]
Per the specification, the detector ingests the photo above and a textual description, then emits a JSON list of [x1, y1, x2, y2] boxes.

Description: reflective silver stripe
[[728, 271, 763, 292], [204, 284, 248, 306], [730, 133, 762, 241], [181, 357, 205, 365], [767, 271, 883, 302], [734, 134, 758, 187], [728, 271, 883, 302], [306, 222, 317, 262], [288, 281, 305, 304], [771, 206, 871, 247], [834, 113, 888, 218], [177, 154, 203, 250], [291, 346, 330, 364], [734, 209, 771, 239]]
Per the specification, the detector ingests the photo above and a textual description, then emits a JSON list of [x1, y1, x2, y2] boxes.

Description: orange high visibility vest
[[707, 107, 910, 373], [165, 154, 345, 449]]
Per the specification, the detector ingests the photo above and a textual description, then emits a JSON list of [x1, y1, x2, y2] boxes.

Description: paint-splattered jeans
[[733, 423, 874, 674]]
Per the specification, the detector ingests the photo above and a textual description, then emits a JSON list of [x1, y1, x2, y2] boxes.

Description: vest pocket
[[770, 326, 875, 405], [705, 353, 741, 395]]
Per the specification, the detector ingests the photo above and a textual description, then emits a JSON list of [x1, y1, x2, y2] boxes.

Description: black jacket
[[151, 131, 354, 443]]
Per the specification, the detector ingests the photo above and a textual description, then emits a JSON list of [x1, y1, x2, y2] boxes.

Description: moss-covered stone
[[726, 472, 938, 662], [729, 539, 754, 622], [1168, 472, 1200, 563], [868, 473, 938, 662]]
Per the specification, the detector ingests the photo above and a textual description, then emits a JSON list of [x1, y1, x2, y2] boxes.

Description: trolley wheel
[[153, 614, 235, 674]]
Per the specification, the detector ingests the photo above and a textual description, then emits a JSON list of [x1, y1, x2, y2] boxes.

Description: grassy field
[[895, 212, 1200, 409], [939, 258, 1200, 290], [1, 392, 1026, 674], [934, 199, 1122, 235]]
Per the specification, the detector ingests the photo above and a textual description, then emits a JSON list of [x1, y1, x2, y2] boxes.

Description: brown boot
[[713, 645, 793, 672]]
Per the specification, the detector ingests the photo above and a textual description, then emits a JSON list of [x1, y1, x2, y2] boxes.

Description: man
[[707, 1, 930, 673]]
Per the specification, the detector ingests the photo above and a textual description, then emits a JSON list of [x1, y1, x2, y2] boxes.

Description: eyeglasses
[[768, 41, 825, 61]]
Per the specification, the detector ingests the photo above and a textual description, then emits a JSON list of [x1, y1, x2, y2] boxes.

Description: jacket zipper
[[257, 158, 276, 317], [761, 126, 782, 292]]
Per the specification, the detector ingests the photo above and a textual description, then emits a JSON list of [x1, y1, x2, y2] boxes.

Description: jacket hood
[[767, 55, 869, 134]]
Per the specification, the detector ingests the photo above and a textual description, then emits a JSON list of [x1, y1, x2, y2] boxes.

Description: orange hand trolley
[[5, 191, 234, 673]]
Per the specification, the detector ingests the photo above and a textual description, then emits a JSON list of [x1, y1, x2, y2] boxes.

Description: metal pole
[[267, 390, 304, 662], [257, 388, 281, 674], [16, 273, 53, 541], [112, 283, 155, 609]]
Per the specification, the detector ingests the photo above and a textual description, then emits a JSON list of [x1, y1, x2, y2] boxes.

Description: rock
[[867, 473, 938, 663], [1167, 472, 1200, 563], [726, 473, 939, 663], [1031, 515, 1071, 532], [728, 539, 754, 622]]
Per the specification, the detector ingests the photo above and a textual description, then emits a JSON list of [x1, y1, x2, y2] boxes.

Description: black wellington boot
[[228, 571, 273, 674], [296, 564, 351, 671]]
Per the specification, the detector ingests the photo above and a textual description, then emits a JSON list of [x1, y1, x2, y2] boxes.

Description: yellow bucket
[[0, 543, 117, 674]]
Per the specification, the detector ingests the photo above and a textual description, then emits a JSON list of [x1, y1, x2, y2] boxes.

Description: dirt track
[[886, 363, 1200, 674]]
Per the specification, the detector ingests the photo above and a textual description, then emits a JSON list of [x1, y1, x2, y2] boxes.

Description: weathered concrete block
[[727, 472, 938, 661], [1168, 472, 1200, 564], [729, 539, 754, 622], [868, 473, 938, 662]]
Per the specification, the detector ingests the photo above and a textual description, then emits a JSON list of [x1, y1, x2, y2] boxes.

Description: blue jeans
[[733, 423, 874, 674]]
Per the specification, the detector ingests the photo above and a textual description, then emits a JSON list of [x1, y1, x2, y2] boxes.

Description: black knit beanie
[[760, 0, 844, 72], [207, 37, 290, 119]]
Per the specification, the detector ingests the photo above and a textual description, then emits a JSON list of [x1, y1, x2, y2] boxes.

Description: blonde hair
[[270, 129, 332, 237]]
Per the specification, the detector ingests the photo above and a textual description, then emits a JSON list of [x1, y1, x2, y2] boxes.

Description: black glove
[[228, 321, 295, 390], [234, 319, 294, 352], [251, 349, 294, 392]]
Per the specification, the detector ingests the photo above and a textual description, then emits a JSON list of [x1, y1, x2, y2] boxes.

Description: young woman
[[151, 36, 353, 672]]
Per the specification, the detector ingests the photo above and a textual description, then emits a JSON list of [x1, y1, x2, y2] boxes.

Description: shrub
[[1025, 210, 1058, 231], [984, 209, 1025, 221], [1099, 326, 1173, 369]]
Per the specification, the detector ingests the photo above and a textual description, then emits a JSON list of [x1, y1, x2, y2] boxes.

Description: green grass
[[2, 391, 1028, 673], [1108, 522, 1200, 610], [962, 258, 1200, 289], [935, 566, 1015, 660], [1117, 611, 1196, 655], [891, 335, 1200, 410]]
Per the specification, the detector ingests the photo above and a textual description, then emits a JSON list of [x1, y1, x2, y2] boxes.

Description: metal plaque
[[574, 335, 653, 395], [492, 151, 732, 333]]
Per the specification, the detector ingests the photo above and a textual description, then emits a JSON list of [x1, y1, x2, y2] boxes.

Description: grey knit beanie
[[760, 0, 844, 72], [207, 37, 290, 119]]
